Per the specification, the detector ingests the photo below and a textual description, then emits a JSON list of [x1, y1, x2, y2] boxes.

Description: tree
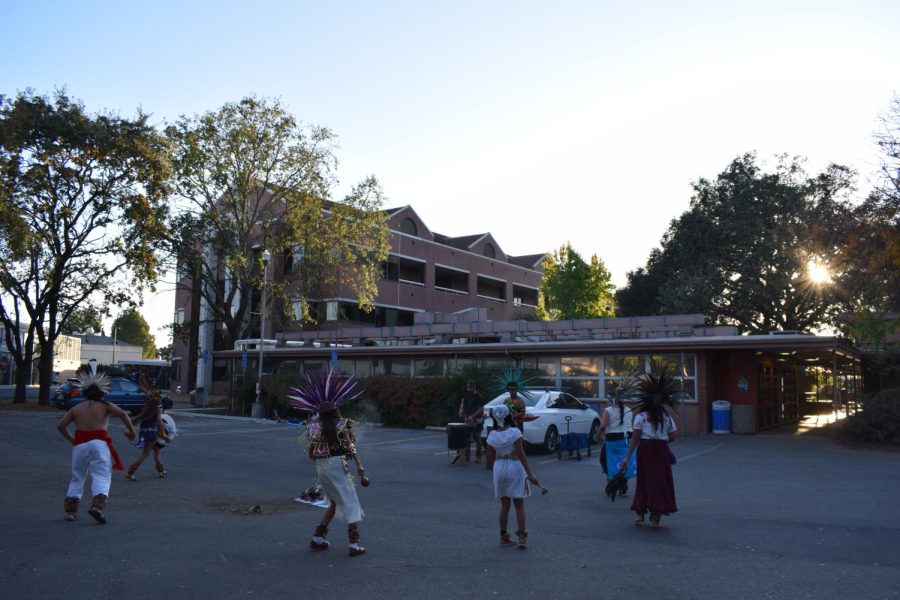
[[165, 97, 390, 350], [60, 306, 104, 335], [617, 154, 856, 334], [536, 243, 615, 320], [0, 90, 171, 404], [112, 307, 156, 359], [837, 95, 900, 351]]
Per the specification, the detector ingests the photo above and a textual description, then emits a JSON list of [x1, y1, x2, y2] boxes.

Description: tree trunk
[[11, 348, 33, 404], [37, 348, 54, 406]]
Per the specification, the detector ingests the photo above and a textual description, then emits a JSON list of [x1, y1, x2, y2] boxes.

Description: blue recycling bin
[[712, 400, 731, 434]]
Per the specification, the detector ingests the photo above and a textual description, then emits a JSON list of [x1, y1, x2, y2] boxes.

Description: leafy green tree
[[112, 307, 156, 358], [617, 154, 856, 334], [536, 243, 615, 320], [0, 90, 171, 404], [165, 97, 390, 349], [61, 306, 105, 335]]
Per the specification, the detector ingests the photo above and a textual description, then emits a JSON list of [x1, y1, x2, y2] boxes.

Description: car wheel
[[589, 419, 601, 445], [543, 425, 559, 454]]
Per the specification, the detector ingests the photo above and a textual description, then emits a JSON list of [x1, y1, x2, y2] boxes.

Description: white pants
[[66, 440, 112, 499], [315, 456, 364, 523]]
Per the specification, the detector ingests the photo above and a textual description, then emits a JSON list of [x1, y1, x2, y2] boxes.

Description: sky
[[3, 0, 899, 348]]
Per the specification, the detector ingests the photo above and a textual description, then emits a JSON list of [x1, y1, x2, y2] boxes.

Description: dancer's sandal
[[125, 472, 138, 481], [499, 530, 516, 547], [310, 524, 329, 550], [649, 513, 661, 529], [516, 530, 528, 550], [634, 511, 646, 525]]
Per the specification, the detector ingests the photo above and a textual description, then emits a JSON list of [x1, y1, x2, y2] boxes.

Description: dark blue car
[[53, 377, 164, 414]]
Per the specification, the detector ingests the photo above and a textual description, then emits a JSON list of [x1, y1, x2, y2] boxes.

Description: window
[[561, 356, 599, 399], [413, 358, 445, 377], [483, 243, 496, 258], [174, 309, 185, 326], [399, 218, 418, 236]]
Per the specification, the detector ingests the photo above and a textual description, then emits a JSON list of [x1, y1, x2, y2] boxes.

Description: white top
[[604, 405, 633, 434], [487, 427, 522, 456], [632, 411, 676, 440]]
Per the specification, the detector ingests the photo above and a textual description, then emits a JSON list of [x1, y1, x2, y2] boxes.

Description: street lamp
[[251, 249, 271, 418]]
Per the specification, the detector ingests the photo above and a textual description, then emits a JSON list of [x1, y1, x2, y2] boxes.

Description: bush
[[842, 388, 900, 445]]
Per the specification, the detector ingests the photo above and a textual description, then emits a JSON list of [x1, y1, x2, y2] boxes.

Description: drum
[[447, 423, 468, 451]]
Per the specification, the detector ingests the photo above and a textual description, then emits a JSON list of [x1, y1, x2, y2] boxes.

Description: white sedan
[[482, 390, 601, 453]]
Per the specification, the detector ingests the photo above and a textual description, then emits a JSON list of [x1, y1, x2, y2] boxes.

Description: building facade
[[171, 204, 547, 400]]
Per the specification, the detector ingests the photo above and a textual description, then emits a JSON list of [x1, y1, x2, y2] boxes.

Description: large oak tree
[[0, 90, 171, 403], [617, 154, 856, 334]]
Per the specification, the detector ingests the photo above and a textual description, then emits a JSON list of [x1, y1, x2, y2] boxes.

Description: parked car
[[53, 376, 167, 414], [481, 390, 601, 453]]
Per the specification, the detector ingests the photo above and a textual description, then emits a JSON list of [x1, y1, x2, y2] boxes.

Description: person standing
[[458, 380, 486, 463], [290, 369, 370, 557], [504, 381, 526, 432], [598, 389, 636, 497], [57, 369, 136, 523], [619, 369, 680, 529], [486, 404, 540, 549]]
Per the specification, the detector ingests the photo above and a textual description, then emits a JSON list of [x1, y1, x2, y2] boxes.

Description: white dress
[[487, 427, 530, 499]]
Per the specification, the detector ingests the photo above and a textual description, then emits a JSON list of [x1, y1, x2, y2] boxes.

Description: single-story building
[[205, 313, 862, 435]]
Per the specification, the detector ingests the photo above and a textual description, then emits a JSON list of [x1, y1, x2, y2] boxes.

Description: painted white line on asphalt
[[675, 443, 723, 462]]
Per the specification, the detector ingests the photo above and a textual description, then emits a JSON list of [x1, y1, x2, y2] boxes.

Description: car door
[[559, 393, 592, 434], [108, 378, 144, 412]]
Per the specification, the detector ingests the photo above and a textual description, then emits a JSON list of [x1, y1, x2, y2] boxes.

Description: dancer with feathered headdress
[[56, 363, 137, 523], [289, 368, 369, 556], [618, 366, 681, 528], [489, 368, 534, 432]]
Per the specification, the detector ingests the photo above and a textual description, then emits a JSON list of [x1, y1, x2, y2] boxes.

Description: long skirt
[[315, 456, 364, 523], [630, 440, 677, 515]]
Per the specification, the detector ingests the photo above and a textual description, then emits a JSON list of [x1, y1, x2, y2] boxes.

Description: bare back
[[70, 400, 117, 431], [57, 399, 135, 444]]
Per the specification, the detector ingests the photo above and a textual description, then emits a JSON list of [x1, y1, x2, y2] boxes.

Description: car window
[[111, 379, 141, 393], [561, 393, 586, 409]]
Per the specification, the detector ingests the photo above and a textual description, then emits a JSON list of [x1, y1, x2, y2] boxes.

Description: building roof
[[74, 334, 139, 348]]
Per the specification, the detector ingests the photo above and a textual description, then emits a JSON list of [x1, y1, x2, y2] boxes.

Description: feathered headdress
[[634, 366, 682, 412], [76, 362, 111, 399], [288, 368, 362, 414], [489, 367, 534, 400]]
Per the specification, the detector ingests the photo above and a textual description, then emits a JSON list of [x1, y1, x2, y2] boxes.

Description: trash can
[[712, 400, 731, 433]]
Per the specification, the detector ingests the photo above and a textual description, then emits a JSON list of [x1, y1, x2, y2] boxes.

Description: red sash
[[74, 429, 125, 471]]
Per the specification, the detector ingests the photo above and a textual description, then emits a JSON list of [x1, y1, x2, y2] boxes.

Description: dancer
[[486, 404, 540, 549], [57, 367, 136, 523], [599, 388, 636, 498], [289, 369, 369, 557], [125, 390, 165, 481], [619, 368, 680, 528], [151, 398, 177, 477], [490, 368, 533, 432], [458, 380, 486, 463]]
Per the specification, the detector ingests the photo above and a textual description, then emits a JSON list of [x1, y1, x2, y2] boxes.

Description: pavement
[[0, 404, 898, 600]]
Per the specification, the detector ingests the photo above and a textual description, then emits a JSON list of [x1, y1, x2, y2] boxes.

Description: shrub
[[842, 388, 900, 445]]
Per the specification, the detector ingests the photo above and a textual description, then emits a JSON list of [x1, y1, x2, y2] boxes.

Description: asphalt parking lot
[[0, 407, 898, 600]]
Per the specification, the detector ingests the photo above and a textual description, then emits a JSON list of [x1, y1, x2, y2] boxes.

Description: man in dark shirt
[[458, 380, 486, 463]]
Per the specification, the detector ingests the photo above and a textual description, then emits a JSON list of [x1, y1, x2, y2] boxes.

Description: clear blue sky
[[3, 0, 899, 346]]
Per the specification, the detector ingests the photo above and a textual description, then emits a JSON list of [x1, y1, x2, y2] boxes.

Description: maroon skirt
[[630, 439, 677, 515]]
